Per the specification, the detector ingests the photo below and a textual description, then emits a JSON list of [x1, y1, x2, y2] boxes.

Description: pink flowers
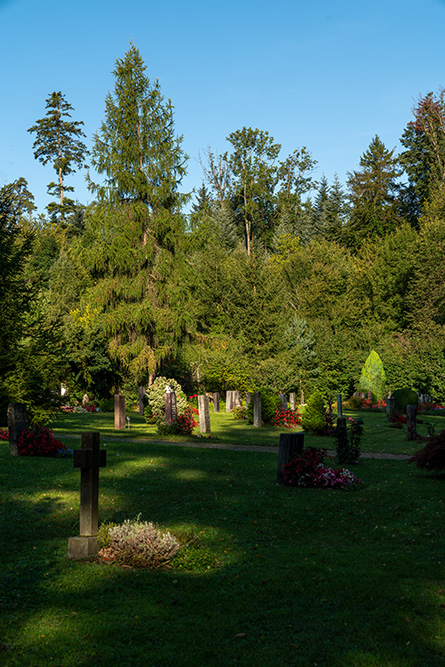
[[18, 425, 67, 457], [282, 447, 362, 490], [273, 408, 301, 429]]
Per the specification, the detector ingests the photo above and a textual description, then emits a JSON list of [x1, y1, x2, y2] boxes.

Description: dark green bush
[[393, 388, 418, 414]]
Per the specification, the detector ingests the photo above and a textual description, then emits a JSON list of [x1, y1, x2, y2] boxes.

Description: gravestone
[[246, 392, 252, 407], [386, 397, 396, 422], [279, 394, 287, 409], [198, 395, 211, 434], [406, 404, 417, 441], [165, 390, 177, 425], [138, 386, 146, 416], [114, 395, 126, 430], [300, 390, 305, 405], [277, 432, 304, 485], [337, 394, 343, 418], [82, 393, 90, 406], [68, 432, 106, 559], [226, 391, 234, 412], [253, 391, 262, 427], [234, 391, 242, 408], [7, 403, 29, 456], [213, 392, 220, 413], [289, 393, 296, 411]]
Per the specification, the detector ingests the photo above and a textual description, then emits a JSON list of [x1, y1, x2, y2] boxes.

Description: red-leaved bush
[[18, 425, 66, 457], [409, 429, 445, 471]]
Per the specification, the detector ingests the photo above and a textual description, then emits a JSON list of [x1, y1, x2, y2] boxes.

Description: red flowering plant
[[0, 428, 9, 441], [273, 407, 301, 429], [18, 425, 67, 457], [176, 406, 198, 435], [282, 447, 362, 490]]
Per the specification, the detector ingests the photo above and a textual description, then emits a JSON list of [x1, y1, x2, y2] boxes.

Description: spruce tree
[[81, 44, 190, 386], [28, 92, 88, 225]]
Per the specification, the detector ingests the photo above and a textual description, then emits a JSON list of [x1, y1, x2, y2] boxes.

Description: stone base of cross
[[68, 432, 106, 559]]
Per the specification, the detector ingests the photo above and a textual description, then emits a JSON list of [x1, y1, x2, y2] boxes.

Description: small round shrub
[[393, 388, 418, 414], [18, 425, 66, 457], [232, 406, 247, 420], [301, 390, 326, 434], [97, 398, 114, 412]]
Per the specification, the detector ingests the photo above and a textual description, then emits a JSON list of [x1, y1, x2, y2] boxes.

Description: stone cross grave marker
[[114, 394, 126, 430], [7, 403, 29, 456], [68, 432, 106, 559], [277, 432, 304, 485], [198, 395, 211, 434]]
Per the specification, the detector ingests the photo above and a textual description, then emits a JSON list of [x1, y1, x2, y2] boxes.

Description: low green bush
[[393, 388, 418, 414], [247, 388, 281, 424], [301, 390, 326, 434]]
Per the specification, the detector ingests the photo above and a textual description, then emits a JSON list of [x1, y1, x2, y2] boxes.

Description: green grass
[[0, 424, 444, 666], [49, 406, 445, 455]]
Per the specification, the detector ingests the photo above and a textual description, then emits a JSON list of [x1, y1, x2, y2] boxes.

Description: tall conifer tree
[[81, 44, 190, 386]]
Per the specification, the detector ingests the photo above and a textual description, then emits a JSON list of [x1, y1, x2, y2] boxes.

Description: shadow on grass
[[0, 441, 444, 666]]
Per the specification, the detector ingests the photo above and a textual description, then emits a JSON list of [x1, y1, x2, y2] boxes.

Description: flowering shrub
[[98, 518, 180, 569], [282, 447, 362, 490], [157, 407, 198, 436], [273, 407, 301, 428], [232, 406, 247, 420], [147, 377, 188, 426], [18, 425, 67, 457], [360, 398, 387, 409], [0, 428, 9, 441]]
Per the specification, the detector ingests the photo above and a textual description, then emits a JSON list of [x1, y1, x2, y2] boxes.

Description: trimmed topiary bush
[[359, 350, 386, 401], [393, 388, 418, 414], [301, 390, 326, 434]]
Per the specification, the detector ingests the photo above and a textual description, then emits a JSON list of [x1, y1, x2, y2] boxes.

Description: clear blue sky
[[2, 0, 445, 215]]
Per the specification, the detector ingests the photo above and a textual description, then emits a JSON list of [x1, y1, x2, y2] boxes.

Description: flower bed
[[273, 407, 301, 429], [18, 425, 67, 457], [282, 447, 361, 490]]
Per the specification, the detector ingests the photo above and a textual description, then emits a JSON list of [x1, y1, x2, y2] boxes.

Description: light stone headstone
[[213, 392, 220, 413], [7, 403, 29, 456], [138, 386, 146, 416], [198, 395, 211, 434], [253, 391, 262, 427], [114, 395, 126, 430], [68, 432, 106, 559], [289, 393, 296, 411], [246, 392, 252, 407], [226, 391, 234, 412], [234, 391, 242, 408]]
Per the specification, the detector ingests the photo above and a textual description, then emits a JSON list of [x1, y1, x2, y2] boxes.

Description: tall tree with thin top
[[28, 92, 88, 225]]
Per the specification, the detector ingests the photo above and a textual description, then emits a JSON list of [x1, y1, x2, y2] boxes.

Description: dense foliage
[[2, 45, 445, 422]]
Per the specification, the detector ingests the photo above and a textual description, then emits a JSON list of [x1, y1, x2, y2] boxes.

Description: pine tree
[[28, 92, 88, 224], [81, 44, 190, 386], [343, 135, 402, 247]]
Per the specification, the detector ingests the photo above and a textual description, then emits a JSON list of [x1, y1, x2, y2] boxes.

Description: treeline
[[1, 44, 445, 421]]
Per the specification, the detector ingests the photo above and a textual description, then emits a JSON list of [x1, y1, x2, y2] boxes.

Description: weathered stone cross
[[68, 432, 106, 559]]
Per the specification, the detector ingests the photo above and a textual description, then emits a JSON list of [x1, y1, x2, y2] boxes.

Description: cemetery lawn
[[0, 438, 444, 666], [49, 407, 445, 456]]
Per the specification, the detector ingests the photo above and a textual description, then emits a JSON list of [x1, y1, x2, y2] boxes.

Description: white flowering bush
[[146, 376, 188, 425], [98, 518, 180, 569]]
